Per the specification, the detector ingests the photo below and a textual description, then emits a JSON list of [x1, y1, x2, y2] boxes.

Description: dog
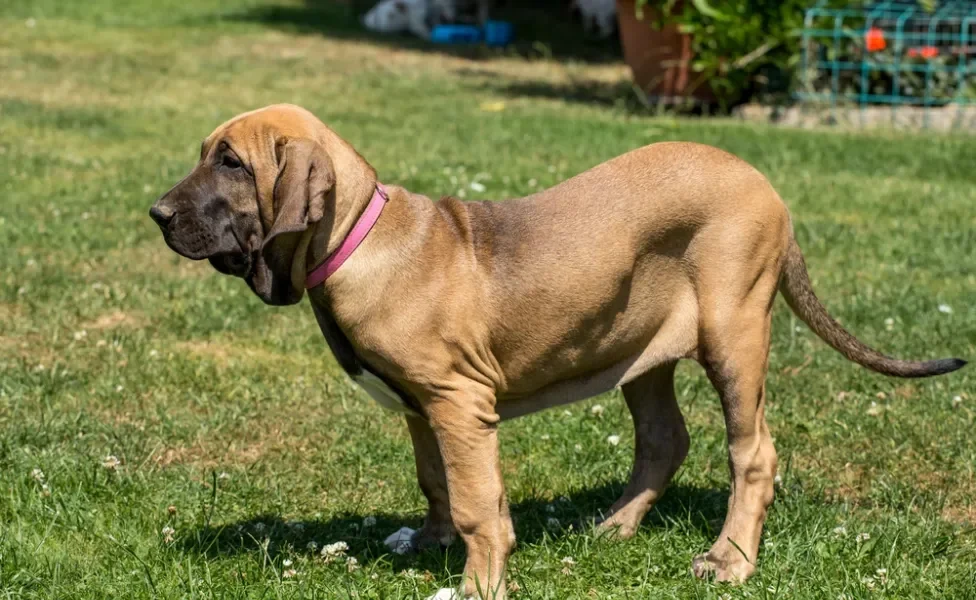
[[362, 0, 492, 40], [570, 0, 617, 38], [150, 104, 964, 598]]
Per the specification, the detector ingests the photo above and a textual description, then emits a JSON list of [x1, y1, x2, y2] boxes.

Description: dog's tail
[[779, 236, 966, 378]]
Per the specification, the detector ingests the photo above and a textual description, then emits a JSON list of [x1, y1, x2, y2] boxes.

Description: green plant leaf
[[690, 0, 729, 21]]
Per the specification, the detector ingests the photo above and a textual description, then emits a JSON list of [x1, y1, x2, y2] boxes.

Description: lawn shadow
[[225, 0, 623, 65], [179, 481, 727, 575]]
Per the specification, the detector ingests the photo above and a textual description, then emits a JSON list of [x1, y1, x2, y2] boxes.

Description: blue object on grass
[[483, 20, 514, 47], [430, 24, 482, 44]]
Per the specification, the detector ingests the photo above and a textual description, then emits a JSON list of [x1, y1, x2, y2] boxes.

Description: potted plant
[[616, 0, 715, 105]]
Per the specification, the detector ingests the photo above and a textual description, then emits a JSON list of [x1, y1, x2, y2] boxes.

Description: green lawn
[[1, 1, 975, 598]]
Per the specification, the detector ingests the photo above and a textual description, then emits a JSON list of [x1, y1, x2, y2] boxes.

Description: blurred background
[[1, 1, 974, 598]]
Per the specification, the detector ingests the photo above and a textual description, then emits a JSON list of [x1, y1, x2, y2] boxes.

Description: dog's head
[[150, 104, 373, 306], [362, 0, 414, 34]]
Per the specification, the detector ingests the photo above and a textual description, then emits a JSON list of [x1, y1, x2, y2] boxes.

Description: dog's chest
[[311, 303, 421, 417]]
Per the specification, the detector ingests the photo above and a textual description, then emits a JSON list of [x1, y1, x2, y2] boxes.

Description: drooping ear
[[263, 137, 336, 250], [251, 137, 336, 304]]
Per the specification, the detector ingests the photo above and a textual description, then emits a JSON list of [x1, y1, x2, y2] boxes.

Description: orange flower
[[907, 46, 939, 59], [865, 27, 886, 52]]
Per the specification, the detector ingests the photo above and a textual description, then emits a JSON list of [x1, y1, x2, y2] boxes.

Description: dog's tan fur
[[151, 104, 964, 597]]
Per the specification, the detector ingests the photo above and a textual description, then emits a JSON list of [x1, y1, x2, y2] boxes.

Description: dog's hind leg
[[692, 291, 778, 582], [596, 362, 689, 539]]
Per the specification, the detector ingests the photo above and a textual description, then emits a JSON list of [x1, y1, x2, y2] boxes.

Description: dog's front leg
[[426, 388, 513, 599], [406, 415, 458, 549]]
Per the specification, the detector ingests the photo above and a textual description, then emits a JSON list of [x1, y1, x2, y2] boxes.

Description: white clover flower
[[346, 556, 359, 572], [321, 541, 348, 562], [856, 532, 871, 543], [590, 404, 605, 416], [362, 516, 377, 528], [952, 395, 963, 407], [30, 468, 45, 483], [73, 330, 87, 341], [161, 526, 175, 543], [938, 304, 953, 314], [547, 517, 560, 529], [282, 559, 293, 567], [560, 556, 575, 566], [306, 541, 319, 552], [832, 525, 847, 537], [469, 181, 486, 193], [606, 434, 621, 446], [282, 568, 298, 579], [102, 455, 121, 470]]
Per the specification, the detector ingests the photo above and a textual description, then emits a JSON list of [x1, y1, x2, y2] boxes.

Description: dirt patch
[[177, 340, 282, 367], [0, 302, 22, 322], [84, 244, 212, 281], [152, 425, 333, 470], [82, 310, 147, 330], [0, 332, 60, 365], [941, 504, 976, 526]]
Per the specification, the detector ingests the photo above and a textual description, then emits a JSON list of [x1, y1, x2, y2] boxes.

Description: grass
[[1, 0, 975, 598]]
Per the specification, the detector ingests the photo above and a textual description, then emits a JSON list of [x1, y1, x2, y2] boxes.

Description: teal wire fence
[[797, 1, 976, 126]]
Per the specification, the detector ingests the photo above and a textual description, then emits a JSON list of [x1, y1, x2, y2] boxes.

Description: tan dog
[[150, 104, 964, 598]]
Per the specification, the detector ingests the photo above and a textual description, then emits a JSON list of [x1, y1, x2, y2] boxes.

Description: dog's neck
[[304, 184, 431, 322]]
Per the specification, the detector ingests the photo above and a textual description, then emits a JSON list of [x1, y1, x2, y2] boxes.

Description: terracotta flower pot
[[616, 0, 714, 104]]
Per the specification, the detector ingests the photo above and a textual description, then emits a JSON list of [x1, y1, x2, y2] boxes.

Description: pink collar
[[304, 183, 389, 289]]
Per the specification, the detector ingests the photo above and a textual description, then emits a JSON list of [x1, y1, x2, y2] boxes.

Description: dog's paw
[[383, 526, 417, 555], [425, 589, 470, 600], [691, 552, 754, 582]]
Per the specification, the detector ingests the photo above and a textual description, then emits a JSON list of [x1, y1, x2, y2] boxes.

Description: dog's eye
[[221, 154, 242, 170]]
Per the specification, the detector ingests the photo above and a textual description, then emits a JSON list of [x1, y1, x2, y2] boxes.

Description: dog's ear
[[263, 138, 335, 249], [251, 137, 335, 304]]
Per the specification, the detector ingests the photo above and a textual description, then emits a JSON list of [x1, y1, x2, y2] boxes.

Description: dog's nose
[[149, 203, 175, 228]]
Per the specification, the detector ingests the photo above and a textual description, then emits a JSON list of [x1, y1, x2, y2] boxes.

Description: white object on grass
[[426, 589, 470, 600], [570, 0, 617, 38], [384, 526, 417, 554], [362, 0, 459, 40]]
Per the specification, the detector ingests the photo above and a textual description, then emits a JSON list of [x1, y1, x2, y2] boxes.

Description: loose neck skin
[[304, 183, 433, 326]]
